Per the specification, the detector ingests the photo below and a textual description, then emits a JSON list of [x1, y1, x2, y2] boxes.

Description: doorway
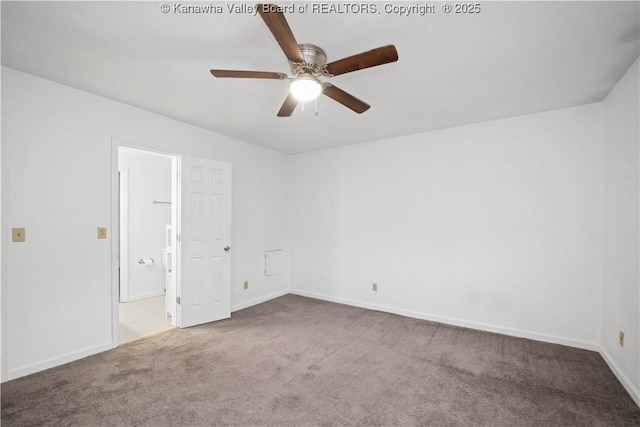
[[110, 140, 233, 348], [118, 146, 177, 343]]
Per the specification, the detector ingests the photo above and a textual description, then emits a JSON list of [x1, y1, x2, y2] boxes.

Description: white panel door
[[179, 156, 231, 328]]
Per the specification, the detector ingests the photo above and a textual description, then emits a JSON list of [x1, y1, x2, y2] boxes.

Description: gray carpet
[[2, 294, 640, 426]]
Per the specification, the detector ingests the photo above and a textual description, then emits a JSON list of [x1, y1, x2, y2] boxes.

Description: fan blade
[[210, 70, 287, 79], [277, 93, 298, 117], [323, 84, 370, 114], [325, 45, 398, 76], [257, 4, 304, 63]]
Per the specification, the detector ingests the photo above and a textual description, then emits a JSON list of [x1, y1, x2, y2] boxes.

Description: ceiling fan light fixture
[[290, 73, 322, 101]]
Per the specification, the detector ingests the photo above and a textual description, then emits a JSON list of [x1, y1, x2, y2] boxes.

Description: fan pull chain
[[315, 98, 318, 116], [301, 101, 304, 113]]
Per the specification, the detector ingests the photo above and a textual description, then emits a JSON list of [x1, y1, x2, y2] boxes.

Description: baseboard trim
[[600, 347, 640, 406], [4, 291, 288, 382], [232, 289, 289, 313], [289, 289, 599, 352], [7, 290, 637, 408], [289, 290, 640, 407], [6, 341, 113, 382], [126, 290, 165, 302]]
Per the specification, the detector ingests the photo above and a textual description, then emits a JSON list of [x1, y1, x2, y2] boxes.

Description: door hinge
[[176, 296, 181, 305], [177, 234, 181, 242]]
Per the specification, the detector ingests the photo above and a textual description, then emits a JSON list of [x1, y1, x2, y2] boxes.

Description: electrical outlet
[[97, 227, 107, 239], [244, 281, 249, 290], [372, 283, 378, 292], [619, 331, 625, 347], [12, 227, 25, 243]]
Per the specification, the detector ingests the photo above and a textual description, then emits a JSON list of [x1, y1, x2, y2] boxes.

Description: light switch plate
[[97, 227, 107, 239], [12, 227, 25, 243]]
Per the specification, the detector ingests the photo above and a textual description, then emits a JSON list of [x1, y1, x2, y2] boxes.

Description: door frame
[[118, 168, 129, 303], [110, 137, 181, 347]]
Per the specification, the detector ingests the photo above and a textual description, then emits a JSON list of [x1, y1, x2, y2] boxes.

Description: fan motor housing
[[298, 44, 327, 66]]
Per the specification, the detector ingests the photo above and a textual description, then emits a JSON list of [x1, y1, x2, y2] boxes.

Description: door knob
[[224, 245, 231, 252]]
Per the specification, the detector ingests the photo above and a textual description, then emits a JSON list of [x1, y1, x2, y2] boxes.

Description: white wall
[[1, 67, 290, 380], [290, 103, 603, 349], [118, 147, 172, 301], [3, 59, 639, 404], [602, 58, 640, 401]]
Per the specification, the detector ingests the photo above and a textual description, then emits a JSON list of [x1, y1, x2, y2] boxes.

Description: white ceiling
[[2, 1, 639, 154]]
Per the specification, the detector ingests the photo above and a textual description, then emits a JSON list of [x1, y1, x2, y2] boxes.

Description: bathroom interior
[[118, 146, 177, 344]]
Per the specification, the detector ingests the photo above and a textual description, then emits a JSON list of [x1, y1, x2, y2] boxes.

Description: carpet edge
[[5, 341, 113, 382], [231, 289, 289, 313], [600, 346, 640, 407], [289, 289, 599, 351]]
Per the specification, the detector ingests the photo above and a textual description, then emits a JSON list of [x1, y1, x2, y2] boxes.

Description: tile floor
[[119, 295, 174, 344]]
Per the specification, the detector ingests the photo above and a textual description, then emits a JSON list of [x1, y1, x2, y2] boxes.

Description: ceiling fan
[[210, 3, 398, 117]]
